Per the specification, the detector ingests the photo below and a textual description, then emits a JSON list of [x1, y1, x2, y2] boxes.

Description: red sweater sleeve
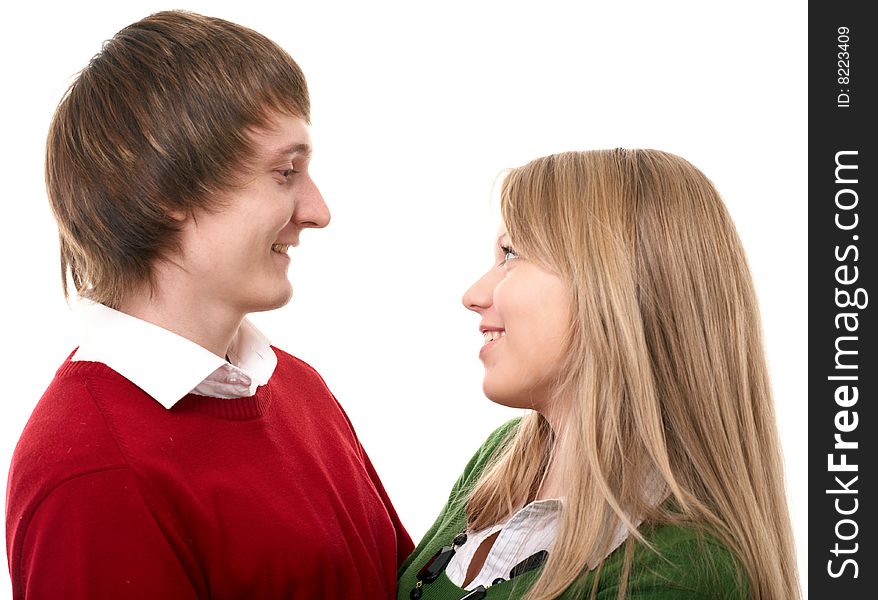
[[359, 445, 415, 568], [15, 467, 199, 600], [302, 358, 415, 571]]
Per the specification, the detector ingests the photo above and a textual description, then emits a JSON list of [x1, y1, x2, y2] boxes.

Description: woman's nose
[[462, 270, 496, 313]]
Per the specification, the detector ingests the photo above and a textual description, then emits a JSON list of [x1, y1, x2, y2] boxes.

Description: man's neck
[[118, 293, 244, 360]]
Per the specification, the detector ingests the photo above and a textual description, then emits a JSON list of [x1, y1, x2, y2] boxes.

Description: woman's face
[[462, 226, 571, 415]]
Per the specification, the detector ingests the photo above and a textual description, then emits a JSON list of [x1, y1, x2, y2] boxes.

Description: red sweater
[[6, 348, 413, 599]]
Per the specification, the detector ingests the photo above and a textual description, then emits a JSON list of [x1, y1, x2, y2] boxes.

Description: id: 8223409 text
[[837, 27, 852, 108]]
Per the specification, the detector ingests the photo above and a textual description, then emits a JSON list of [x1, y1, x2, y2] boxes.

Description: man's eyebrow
[[266, 143, 312, 161]]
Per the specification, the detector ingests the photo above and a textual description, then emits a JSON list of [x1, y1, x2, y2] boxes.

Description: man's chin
[[245, 286, 294, 314]]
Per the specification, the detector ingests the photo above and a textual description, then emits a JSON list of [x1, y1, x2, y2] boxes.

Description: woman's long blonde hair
[[466, 150, 799, 599]]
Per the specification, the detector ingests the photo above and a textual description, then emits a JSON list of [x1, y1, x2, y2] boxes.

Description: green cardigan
[[398, 419, 748, 600]]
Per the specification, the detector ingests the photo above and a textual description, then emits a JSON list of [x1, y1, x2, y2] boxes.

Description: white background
[[0, 1, 807, 597]]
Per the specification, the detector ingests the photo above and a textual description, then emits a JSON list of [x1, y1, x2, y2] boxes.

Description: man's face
[[171, 113, 329, 319]]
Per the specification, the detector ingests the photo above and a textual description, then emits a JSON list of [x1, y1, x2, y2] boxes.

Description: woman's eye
[[499, 245, 518, 266], [280, 168, 300, 178]]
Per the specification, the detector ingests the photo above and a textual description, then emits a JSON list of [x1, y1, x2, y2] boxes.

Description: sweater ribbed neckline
[[54, 359, 271, 420]]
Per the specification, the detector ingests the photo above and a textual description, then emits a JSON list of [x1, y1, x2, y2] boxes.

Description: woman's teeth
[[482, 330, 505, 344], [271, 244, 289, 254]]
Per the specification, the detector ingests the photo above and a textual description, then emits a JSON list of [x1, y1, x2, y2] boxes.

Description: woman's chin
[[482, 380, 530, 411]]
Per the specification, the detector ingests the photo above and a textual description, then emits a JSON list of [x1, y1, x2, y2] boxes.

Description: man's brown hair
[[46, 10, 310, 308]]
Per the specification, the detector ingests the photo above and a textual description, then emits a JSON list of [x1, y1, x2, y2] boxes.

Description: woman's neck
[[535, 450, 565, 501], [534, 400, 570, 501]]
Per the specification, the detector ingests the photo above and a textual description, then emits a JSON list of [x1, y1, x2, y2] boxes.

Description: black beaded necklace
[[409, 532, 549, 600]]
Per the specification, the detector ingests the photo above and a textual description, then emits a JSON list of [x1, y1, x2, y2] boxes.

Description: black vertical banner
[[809, 2, 876, 598]]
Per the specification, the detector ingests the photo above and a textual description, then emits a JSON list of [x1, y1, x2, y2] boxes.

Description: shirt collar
[[488, 498, 562, 535], [481, 497, 635, 566], [71, 301, 277, 408]]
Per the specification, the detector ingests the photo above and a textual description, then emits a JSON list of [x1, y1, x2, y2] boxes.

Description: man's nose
[[295, 175, 330, 229]]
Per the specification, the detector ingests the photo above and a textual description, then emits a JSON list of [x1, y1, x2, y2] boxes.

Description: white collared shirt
[[71, 300, 277, 408], [446, 499, 561, 590], [446, 498, 634, 591]]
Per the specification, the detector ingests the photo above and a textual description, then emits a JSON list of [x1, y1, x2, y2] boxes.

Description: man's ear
[[166, 208, 188, 222]]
